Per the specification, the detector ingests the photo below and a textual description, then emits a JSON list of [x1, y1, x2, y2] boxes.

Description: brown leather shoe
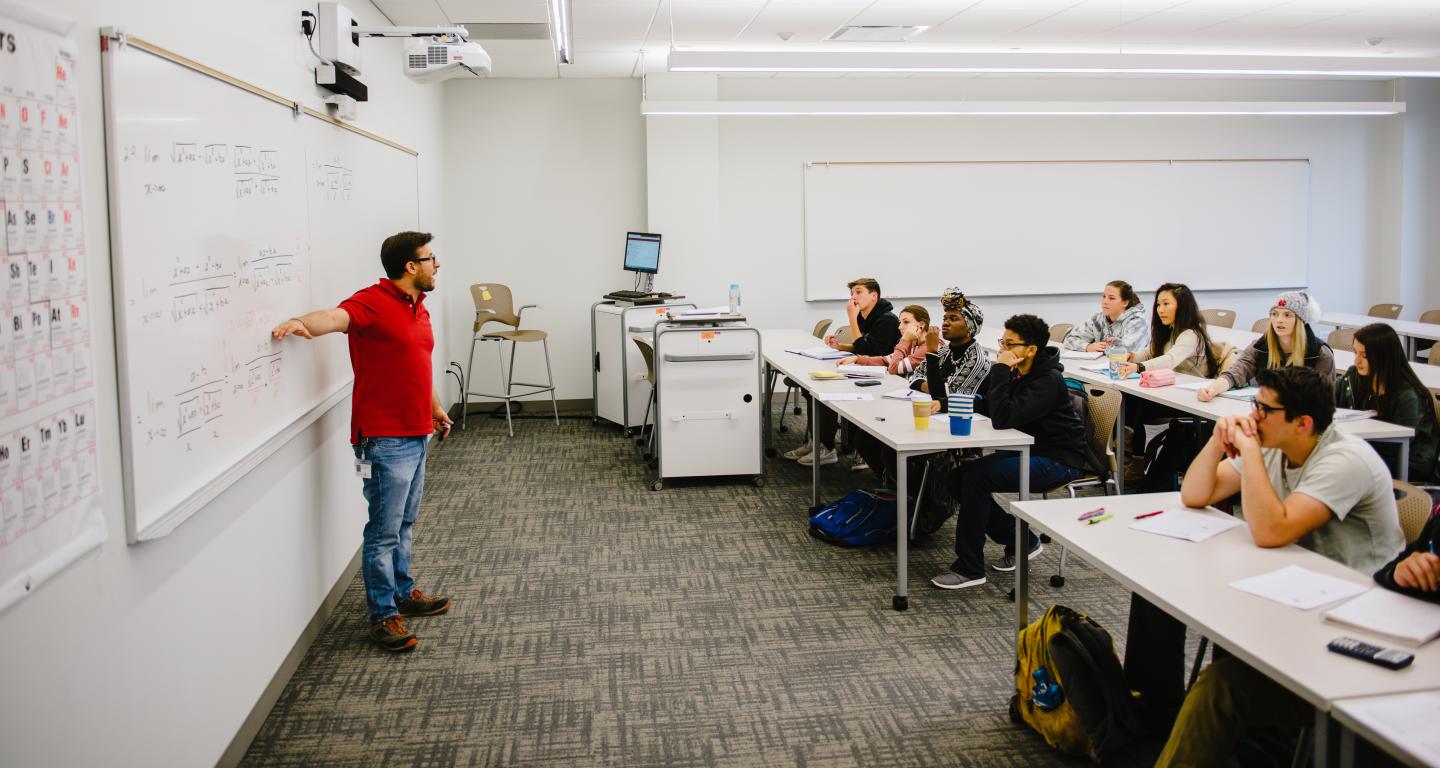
[[397, 589, 452, 618], [368, 615, 418, 652]]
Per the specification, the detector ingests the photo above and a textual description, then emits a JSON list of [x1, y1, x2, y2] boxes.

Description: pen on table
[[1078, 506, 1106, 521], [1086, 513, 1114, 526], [1134, 510, 1164, 520]]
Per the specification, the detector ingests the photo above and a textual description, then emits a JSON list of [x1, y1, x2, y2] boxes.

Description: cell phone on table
[[855, 379, 881, 387]]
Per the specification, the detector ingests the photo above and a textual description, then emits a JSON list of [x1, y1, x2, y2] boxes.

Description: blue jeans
[[354, 436, 428, 623], [943, 453, 1082, 578]]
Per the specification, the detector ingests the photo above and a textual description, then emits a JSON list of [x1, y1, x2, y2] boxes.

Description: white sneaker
[[851, 457, 870, 473], [798, 448, 838, 466], [783, 444, 813, 461]]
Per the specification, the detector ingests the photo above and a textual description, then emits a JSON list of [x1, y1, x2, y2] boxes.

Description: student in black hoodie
[[787, 278, 902, 467], [1375, 504, 1440, 603], [931, 314, 1096, 589]]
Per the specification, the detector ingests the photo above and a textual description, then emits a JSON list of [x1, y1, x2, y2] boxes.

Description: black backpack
[[1140, 419, 1213, 493]]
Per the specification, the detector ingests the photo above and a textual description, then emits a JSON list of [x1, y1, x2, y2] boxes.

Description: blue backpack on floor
[[809, 490, 897, 548]]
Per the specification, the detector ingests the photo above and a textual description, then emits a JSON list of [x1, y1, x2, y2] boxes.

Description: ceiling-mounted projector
[[403, 37, 492, 82]]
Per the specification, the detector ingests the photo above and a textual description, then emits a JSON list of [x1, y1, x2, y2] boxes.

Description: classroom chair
[[777, 320, 833, 433], [1394, 480, 1433, 543], [1368, 303, 1404, 320], [1037, 384, 1122, 588], [466, 283, 558, 437], [1418, 309, 1440, 360], [1199, 308, 1236, 329], [1049, 323, 1072, 343], [631, 336, 657, 462], [1250, 317, 1269, 334], [1430, 344, 1440, 366], [1327, 327, 1355, 351]]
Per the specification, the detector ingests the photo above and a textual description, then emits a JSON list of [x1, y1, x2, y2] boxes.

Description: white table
[[1010, 492, 1440, 767], [1334, 690, 1440, 768], [1321, 312, 1440, 361], [759, 329, 1035, 612]]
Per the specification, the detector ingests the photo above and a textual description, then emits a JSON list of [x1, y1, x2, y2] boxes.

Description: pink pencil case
[[1139, 369, 1176, 388]]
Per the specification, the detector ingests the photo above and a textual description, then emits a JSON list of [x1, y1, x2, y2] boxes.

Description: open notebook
[[1323, 587, 1440, 647]]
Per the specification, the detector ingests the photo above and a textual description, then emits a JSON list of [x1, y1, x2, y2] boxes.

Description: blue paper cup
[[950, 414, 973, 436]]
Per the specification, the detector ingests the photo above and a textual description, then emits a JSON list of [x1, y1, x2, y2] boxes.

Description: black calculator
[[1326, 637, 1414, 670]]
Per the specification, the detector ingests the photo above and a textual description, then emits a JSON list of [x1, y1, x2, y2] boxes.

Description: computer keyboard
[[607, 290, 649, 299]]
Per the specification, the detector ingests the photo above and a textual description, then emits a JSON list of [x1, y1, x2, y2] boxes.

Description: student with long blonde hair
[[1197, 291, 1333, 402]]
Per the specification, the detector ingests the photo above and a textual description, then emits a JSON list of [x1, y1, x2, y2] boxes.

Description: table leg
[[811, 396, 820, 512], [1016, 445, 1031, 640], [1114, 394, 1126, 494], [894, 452, 909, 611], [1338, 725, 1355, 768], [1400, 438, 1410, 482], [1314, 708, 1331, 768]]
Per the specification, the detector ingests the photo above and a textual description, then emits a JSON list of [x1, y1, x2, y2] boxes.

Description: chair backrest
[[1049, 323, 1073, 343], [1393, 480, 1434, 544], [1084, 385, 1123, 474], [834, 325, 854, 345], [812, 319, 833, 339], [1430, 388, 1440, 425], [1431, 343, 1440, 366], [1200, 308, 1236, 329], [1420, 309, 1440, 326], [471, 283, 519, 331], [631, 335, 656, 385], [1250, 317, 1270, 334], [1327, 327, 1355, 351], [1368, 303, 1403, 320]]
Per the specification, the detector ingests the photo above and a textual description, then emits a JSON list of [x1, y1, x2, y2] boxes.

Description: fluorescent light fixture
[[667, 51, 1440, 79], [547, 0, 572, 65], [640, 101, 1406, 117]]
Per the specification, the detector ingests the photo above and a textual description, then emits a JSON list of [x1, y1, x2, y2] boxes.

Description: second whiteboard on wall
[[802, 159, 1309, 301]]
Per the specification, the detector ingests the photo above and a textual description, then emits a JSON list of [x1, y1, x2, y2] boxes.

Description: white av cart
[[651, 318, 764, 491], [591, 299, 695, 430]]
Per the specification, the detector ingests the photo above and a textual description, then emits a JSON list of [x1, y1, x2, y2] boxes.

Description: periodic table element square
[[17, 420, 39, 525], [0, 362, 14, 419], [0, 146, 18, 204], [0, 429, 17, 537], [56, 107, 77, 155], [0, 93, 15, 145], [35, 100, 56, 151], [47, 296, 67, 348], [65, 293, 87, 345], [34, 417, 58, 520], [58, 151, 77, 200], [13, 347, 33, 411], [31, 346, 52, 405], [14, 97, 37, 152], [72, 400, 95, 453], [4, 305, 22, 363], [67, 340, 90, 392], [2, 196, 17, 255], [59, 204, 81, 254], [25, 248, 47, 304], [18, 147, 38, 200], [40, 151, 58, 200], [26, 300, 47, 353], [63, 246, 85, 300], [49, 342, 70, 397], [53, 410, 75, 509]]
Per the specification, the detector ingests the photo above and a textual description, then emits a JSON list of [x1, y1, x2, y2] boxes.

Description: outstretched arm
[[272, 308, 350, 340]]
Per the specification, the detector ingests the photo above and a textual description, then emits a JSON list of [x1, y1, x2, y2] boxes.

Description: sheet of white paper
[[681, 305, 731, 316], [1228, 565, 1368, 610], [786, 346, 848, 360], [884, 388, 917, 400], [836, 363, 886, 378], [1175, 380, 1210, 391], [1060, 350, 1105, 360], [1323, 587, 1440, 646], [1129, 508, 1245, 542], [1332, 408, 1378, 423], [1080, 363, 1111, 373], [1219, 386, 1262, 401], [1340, 692, 1440, 756], [818, 393, 874, 402]]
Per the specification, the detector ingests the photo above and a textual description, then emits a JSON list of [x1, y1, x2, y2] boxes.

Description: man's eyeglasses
[[411, 256, 436, 265], [997, 339, 1029, 349], [1252, 399, 1285, 418]]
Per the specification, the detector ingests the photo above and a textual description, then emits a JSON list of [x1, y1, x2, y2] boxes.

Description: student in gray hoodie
[[1061, 280, 1150, 355]]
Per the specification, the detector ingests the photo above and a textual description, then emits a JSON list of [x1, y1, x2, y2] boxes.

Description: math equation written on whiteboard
[[0, 12, 105, 608]]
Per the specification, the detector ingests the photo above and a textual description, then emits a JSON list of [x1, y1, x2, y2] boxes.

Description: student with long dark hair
[[1335, 323, 1438, 481], [1117, 283, 1229, 379]]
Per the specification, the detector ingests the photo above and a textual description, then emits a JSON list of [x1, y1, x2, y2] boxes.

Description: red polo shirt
[[339, 279, 434, 444]]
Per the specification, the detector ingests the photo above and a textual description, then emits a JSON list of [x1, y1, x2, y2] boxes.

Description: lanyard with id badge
[[355, 434, 372, 479]]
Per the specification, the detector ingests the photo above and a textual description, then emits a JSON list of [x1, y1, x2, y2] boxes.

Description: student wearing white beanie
[[1198, 291, 1334, 402]]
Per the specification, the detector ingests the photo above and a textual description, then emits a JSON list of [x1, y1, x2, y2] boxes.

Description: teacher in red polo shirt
[[271, 231, 454, 653]]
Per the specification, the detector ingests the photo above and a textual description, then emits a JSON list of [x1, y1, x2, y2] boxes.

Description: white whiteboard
[[802, 160, 1309, 301], [101, 38, 418, 541]]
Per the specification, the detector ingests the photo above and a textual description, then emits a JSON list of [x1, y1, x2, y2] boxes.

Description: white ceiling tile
[[374, 0, 454, 26], [559, 51, 643, 77], [574, 4, 658, 40], [673, 4, 767, 40], [848, 6, 964, 27], [440, 0, 547, 24]]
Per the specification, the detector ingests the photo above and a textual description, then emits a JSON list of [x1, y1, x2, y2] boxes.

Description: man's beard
[[415, 273, 436, 292]]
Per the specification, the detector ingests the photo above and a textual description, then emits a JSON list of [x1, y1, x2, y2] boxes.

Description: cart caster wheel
[[792, 407, 802, 415], [1006, 588, 1016, 602], [1050, 575, 1066, 588], [650, 480, 664, 491], [892, 595, 909, 611], [591, 417, 599, 425], [778, 424, 789, 433], [752, 476, 765, 488], [1040, 534, 1052, 544]]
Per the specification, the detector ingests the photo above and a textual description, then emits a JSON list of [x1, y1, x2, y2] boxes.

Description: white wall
[[440, 79, 647, 402], [0, 2, 450, 767], [647, 76, 1430, 340], [1399, 79, 1440, 316]]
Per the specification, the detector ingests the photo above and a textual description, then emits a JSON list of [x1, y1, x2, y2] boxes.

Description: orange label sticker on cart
[[701, 331, 717, 341], [655, 307, 666, 315]]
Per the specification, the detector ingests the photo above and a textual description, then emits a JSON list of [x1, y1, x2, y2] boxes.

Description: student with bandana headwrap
[[851, 289, 993, 503]]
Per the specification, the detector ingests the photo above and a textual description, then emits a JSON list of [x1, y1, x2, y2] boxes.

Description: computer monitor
[[623, 232, 661, 274]]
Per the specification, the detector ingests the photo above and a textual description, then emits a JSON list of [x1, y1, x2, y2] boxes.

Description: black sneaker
[[397, 589, 452, 617], [990, 543, 1045, 573], [369, 615, 418, 652]]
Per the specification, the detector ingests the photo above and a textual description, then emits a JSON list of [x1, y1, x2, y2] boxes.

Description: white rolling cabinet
[[591, 300, 695, 429], [651, 321, 764, 490]]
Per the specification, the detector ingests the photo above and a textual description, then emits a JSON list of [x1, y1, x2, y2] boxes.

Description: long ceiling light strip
[[548, 0, 572, 64], [667, 51, 1440, 79], [640, 101, 1406, 117]]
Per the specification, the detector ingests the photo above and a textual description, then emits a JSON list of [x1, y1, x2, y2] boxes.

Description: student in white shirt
[[1060, 280, 1149, 356]]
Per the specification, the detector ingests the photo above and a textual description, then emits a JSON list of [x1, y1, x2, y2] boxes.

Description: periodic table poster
[[0, 4, 106, 615]]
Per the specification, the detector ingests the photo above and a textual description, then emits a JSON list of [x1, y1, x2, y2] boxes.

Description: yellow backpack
[[1010, 605, 1147, 763]]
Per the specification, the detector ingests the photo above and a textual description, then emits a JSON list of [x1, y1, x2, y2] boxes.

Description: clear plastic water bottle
[[728, 283, 741, 315], [1107, 342, 1128, 380]]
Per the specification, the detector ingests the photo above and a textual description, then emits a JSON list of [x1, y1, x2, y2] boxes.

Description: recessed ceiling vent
[[826, 25, 929, 43]]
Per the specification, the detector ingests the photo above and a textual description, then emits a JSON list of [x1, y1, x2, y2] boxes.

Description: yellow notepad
[[809, 370, 846, 380]]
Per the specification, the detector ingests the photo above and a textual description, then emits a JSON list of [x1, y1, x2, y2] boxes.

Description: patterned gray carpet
[[241, 408, 1166, 767]]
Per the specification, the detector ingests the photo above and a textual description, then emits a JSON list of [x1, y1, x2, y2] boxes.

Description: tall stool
[[465, 283, 558, 437]]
